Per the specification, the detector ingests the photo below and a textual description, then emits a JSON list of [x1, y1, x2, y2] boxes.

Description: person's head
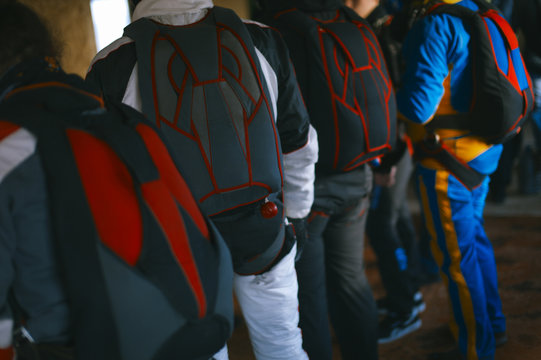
[[0, 1, 60, 76], [260, 0, 343, 12], [344, 0, 380, 18]]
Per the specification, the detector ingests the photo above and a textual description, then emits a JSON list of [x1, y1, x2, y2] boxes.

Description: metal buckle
[[423, 132, 440, 150]]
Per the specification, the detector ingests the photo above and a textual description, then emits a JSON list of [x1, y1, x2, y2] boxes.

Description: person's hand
[[374, 165, 397, 187], [287, 217, 308, 262]]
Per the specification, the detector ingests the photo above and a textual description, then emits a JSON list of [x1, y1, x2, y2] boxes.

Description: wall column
[[20, 0, 97, 77]]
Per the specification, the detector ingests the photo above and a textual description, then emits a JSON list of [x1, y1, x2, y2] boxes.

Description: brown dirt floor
[[227, 213, 541, 360]]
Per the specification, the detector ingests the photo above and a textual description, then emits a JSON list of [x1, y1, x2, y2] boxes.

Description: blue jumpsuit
[[397, 1, 507, 358]]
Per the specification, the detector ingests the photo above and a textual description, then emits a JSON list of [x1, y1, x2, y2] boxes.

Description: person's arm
[[396, 14, 454, 124], [86, 38, 138, 108], [276, 53, 318, 220], [0, 123, 69, 345], [0, 124, 37, 348]]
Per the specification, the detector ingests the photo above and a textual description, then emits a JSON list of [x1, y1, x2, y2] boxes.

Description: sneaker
[[377, 291, 426, 316], [413, 291, 426, 315], [378, 311, 422, 344]]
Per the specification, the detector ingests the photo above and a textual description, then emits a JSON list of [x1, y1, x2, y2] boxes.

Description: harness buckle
[[423, 132, 440, 150]]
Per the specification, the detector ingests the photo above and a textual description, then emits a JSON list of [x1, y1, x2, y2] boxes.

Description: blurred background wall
[[20, 0, 97, 77], [19, 0, 251, 78], [215, 0, 250, 18]]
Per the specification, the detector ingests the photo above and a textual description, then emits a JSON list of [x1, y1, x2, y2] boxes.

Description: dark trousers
[[367, 151, 421, 314], [14, 343, 73, 360], [296, 196, 378, 360], [489, 133, 522, 201]]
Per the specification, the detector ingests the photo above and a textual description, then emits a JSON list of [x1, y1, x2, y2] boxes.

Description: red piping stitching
[[199, 181, 273, 203], [6, 82, 104, 108]]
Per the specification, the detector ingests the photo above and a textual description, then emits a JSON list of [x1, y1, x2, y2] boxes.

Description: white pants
[[213, 244, 308, 360]]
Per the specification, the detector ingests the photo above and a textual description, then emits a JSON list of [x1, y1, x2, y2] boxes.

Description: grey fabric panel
[[219, 82, 246, 153], [154, 40, 179, 125], [220, 30, 261, 101], [192, 85, 211, 159], [97, 245, 185, 360]]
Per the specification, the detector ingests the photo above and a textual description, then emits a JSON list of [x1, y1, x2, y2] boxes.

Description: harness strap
[[414, 134, 486, 190], [426, 114, 471, 131]]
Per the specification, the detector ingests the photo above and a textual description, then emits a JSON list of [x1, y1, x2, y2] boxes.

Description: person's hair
[[0, 1, 60, 75], [344, 0, 361, 7]]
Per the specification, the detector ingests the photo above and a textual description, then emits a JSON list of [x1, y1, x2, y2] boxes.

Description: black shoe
[[495, 332, 508, 347], [376, 297, 390, 316], [427, 347, 464, 360], [378, 311, 422, 344], [413, 291, 426, 314], [377, 291, 426, 316]]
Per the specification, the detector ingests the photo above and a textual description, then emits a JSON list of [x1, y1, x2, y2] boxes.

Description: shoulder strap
[[481, 8, 519, 49], [86, 104, 160, 185], [123, 18, 162, 121], [273, 7, 320, 36]]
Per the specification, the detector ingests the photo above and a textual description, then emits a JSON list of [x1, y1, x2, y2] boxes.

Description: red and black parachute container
[[0, 71, 233, 360], [268, 6, 397, 175], [125, 7, 288, 275], [426, 0, 534, 144]]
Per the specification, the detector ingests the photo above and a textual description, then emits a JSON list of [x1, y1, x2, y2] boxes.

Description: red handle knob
[[260, 201, 278, 218]]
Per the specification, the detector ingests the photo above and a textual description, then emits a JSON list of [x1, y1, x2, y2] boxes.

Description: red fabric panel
[[0, 347, 13, 360], [67, 129, 143, 266], [0, 121, 20, 141], [141, 180, 207, 318], [135, 124, 209, 239]]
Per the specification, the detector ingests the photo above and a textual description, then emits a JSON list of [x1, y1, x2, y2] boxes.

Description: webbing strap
[[426, 114, 471, 131], [414, 137, 486, 190]]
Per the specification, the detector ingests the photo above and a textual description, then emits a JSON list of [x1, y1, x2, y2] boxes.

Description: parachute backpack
[[271, 7, 397, 174], [0, 78, 233, 360], [426, 0, 534, 144], [125, 7, 287, 275]]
